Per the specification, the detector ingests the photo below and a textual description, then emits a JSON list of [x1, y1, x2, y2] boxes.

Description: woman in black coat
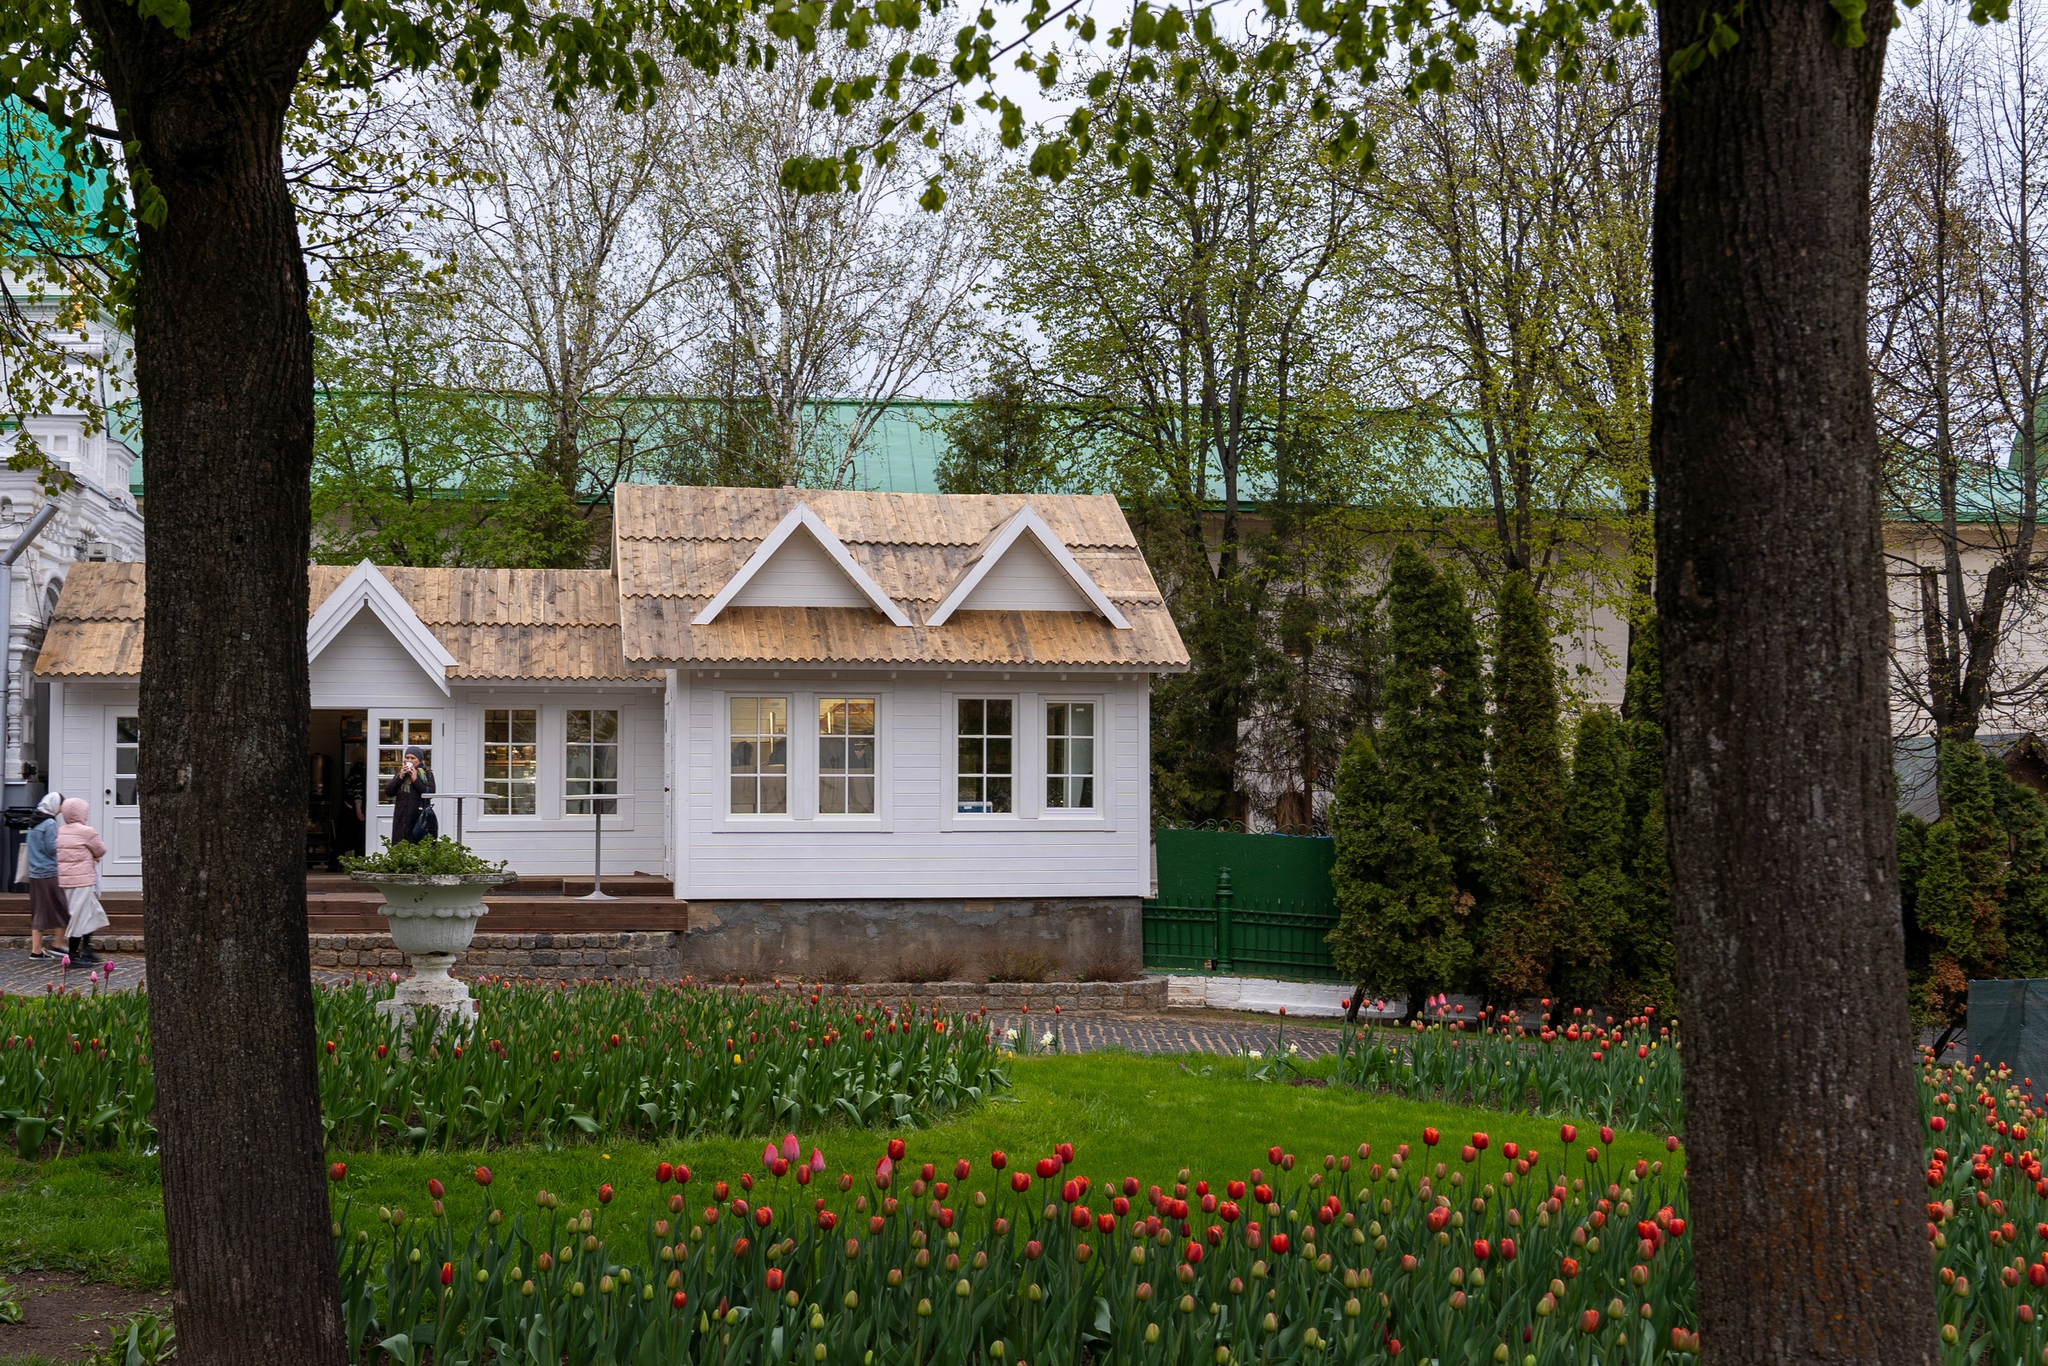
[[384, 745, 436, 844]]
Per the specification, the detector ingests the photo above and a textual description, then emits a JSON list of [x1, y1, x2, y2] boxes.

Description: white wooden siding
[[678, 669, 1153, 900], [728, 529, 871, 608], [310, 611, 449, 709], [957, 535, 1095, 613]]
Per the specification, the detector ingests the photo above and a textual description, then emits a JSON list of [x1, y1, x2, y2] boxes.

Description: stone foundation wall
[[310, 932, 684, 982], [679, 896, 1144, 983]]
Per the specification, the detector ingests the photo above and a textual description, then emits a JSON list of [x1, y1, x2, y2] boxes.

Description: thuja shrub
[[331, 1130, 1697, 1365], [0, 978, 1006, 1155], [1329, 1002, 1684, 1135]]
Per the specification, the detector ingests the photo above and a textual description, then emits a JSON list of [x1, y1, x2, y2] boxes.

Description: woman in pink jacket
[[55, 796, 107, 966]]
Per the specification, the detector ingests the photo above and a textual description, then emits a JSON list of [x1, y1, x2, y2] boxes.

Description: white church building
[[32, 485, 1187, 973]]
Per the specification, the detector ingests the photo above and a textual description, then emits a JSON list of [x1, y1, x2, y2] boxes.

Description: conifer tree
[[1995, 774, 2048, 978], [1616, 617, 1674, 1012], [1329, 544, 1487, 1016], [1481, 571, 1569, 1001], [1558, 707, 1628, 1008], [1914, 741, 2010, 1039]]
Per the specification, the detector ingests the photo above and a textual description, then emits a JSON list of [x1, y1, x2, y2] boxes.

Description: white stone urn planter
[[350, 872, 511, 1026]]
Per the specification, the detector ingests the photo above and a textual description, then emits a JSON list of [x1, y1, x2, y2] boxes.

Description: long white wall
[[676, 667, 1153, 901], [54, 609, 667, 888]]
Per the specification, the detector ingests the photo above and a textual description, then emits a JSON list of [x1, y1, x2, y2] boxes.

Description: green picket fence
[[1142, 869, 1344, 982]]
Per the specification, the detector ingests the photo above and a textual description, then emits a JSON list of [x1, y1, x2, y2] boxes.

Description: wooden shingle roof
[[613, 486, 1188, 669], [37, 563, 661, 682]]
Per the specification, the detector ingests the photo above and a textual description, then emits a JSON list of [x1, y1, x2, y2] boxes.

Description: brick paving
[[0, 949, 143, 997]]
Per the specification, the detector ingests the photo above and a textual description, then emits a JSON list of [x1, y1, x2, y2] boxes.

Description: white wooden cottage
[[31, 487, 1188, 973]]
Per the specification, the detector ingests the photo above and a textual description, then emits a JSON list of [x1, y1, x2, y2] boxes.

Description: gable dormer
[[693, 502, 910, 626], [927, 504, 1131, 628], [306, 559, 458, 693]]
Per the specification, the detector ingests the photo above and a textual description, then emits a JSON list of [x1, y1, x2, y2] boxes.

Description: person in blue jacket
[[24, 790, 63, 959]]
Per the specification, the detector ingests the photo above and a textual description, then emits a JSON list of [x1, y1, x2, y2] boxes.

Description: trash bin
[[0, 805, 39, 894], [1967, 979, 2048, 1087]]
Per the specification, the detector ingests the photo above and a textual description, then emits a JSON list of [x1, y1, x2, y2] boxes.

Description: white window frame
[[466, 696, 639, 832], [715, 691, 794, 827], [480, 706, 540, 817], [1038, 691, 1111, 825], [942, 691, 1025, 830], [712, 685, 892, 831]]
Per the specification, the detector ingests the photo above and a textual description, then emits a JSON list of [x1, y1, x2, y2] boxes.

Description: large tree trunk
[[80, 4, 344, 1363], [1653, 1, 1935, 1362]]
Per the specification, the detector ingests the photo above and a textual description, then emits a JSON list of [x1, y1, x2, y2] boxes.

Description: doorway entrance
[[310, 709, 369, 870]]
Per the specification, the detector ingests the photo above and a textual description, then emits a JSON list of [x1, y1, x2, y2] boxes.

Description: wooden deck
[[0, 874, 689, 938]]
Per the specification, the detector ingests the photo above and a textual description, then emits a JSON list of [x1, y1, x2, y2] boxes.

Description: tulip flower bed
[[0, 978, 1006, 1156], [330, 1124, 1696, 1365], [1330, 1005, 1682, 1134], [1920, 1046, 2048, 1363]]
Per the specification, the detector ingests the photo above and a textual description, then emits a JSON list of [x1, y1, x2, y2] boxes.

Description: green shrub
[[341, 836, 509, 877]]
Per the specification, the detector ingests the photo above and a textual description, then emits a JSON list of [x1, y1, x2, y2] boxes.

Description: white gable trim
[[692, 503, 911, 627], [926, 504, 1131, 629], [306, 560, 457, 695]]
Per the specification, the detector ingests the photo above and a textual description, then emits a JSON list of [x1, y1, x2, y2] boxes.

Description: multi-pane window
[[817, 698, 877, 815], [729, 698, 789, 815], [1045, 702, 1095, 810], [956, 699, 1012, 814], [377, 718, 433, 805], [566, 709, 620, 815], [482, 709, 538, 815], [113, 715, 138, 806]]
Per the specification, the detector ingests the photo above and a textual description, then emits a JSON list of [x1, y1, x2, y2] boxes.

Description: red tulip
[[1423, 1128, 1440, 1147], [920, 1163, 936, 1183], [1472, 1132, 1489, 1151], [1561, 1257, 1580, 1278], [1227, 1180, 1246, 1200], [1502, 1142, 1518, 1160], [1461, 1145, 1477, 1163], [756, 1206, 772, 1227], [324, 1040, 336, 1055], [991, 1151, 1007, 1170], [376, 1044, 388, 1060], [1600, 1126, 1615, 1145], [609, 1033, 621, 1048], [1058, 1143, 1075, 1164], [672, 1291, 687, 1309], [328, 1162, 347, 1183], [658, 1162, 674, 1183], [1253, 1184, 1272, 1205], [955, 1158, 971, 1181], [1011, 1173, 1031, 1193], [888, 1138, 907, 1161], [1036, 1157, 1060, 1180], [1473, 1238, 1490, 1260], [1186, 1241, 1204, 1264], [1931, 1116, 1948, 1132], [1587, 1147, 1601, 1164], [1500, 1237, 1517, 1261], [1579, 1309, 1601, 1334], [1270, 1233, 1289, 1255], [1025, 1240, 1043, 1260], [428, 1179, 446, 1200], [599, 1183, 614, 1204], [1125, 1177, 1141, 1196], [765, 1268, 784, 1291], [440, 1262, 454, 1286], [474, 1166, 492, 1187], [1561, 1124, 1577, 1143], [1269, 1146, 1283, 1163], [714, 1181, 729, 1202], [1220, 1202, 1240, 1223]]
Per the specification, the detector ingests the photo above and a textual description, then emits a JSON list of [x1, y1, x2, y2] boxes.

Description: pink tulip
[[810, 1148, 826, 1172], [782, 1133, 800, 1162], [876, 1156, 893, 1178], [762, 1143, 778, 1169]]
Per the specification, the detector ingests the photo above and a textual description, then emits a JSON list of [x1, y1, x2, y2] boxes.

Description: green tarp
[[1968, 979, 2048, 1086]]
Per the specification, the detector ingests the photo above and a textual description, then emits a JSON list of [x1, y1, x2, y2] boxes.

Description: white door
[[368, 711, 447, 848], [101, 709, 143, 880]]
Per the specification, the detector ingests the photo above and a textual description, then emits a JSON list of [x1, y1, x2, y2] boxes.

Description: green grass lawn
[[0, 1051, 1682, 1294]]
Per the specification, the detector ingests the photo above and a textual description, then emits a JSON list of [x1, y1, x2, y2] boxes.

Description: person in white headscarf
[[24, 790, 64, 959]]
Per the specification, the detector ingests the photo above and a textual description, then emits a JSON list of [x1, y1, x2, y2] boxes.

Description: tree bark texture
[[1653, 1, 1935, 1362], [80, 3, 343, 1362]]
